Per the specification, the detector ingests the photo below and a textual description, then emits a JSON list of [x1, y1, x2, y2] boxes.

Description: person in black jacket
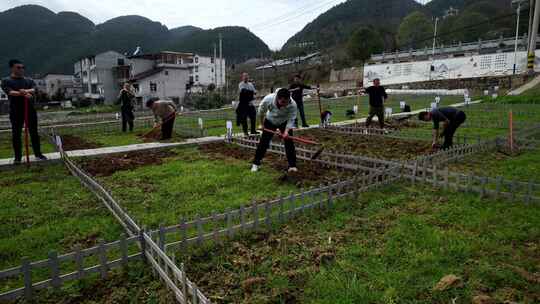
[[1, 59, 47, 164], [361, 78, 388, 129], [419, 107, 467, 149], [117, 83, 135, 132], [237, 72, 258, 135], [289, 74, 312, 128]]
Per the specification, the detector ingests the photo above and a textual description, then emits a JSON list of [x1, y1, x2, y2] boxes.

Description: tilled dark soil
[[200, 143, 353, 187], [79, 150, 177, 177], [61, 134, 103, 151], [297, 128, 432, 160]]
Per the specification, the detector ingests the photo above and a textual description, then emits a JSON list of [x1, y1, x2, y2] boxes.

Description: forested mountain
[[282, 0, 422, 52], [283, 0, 516, 55], [0, 5, 271, 75]]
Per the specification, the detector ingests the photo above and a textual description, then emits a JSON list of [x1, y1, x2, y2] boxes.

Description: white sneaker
[[251, 164, 259, 172], [288, 167, 298, 173]]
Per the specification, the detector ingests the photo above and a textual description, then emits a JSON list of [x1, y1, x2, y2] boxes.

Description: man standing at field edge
[[361, 78, 388, 129]]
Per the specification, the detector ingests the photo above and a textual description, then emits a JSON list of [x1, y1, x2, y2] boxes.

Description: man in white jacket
[[252, 88, 298, 173]]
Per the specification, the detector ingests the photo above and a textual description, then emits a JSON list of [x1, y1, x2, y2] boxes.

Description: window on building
[[91, 84, 98, 94], [211, 57, 214, 64], [195, 57, 199, 64], [195, 66, 199, 73], [195, 75, 199, 82], [189, 76, 194, 83], [132, 84, 140, 92], [150, 82, 157, 92], [117, 58, 125, 66], [211, 68, 214, 73], [164, 71, 169, 76]]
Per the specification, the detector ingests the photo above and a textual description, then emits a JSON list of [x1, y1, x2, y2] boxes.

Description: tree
[[346, 27, 384, 62], [451, 11, 490, 43], [397, 11, 434, 50]]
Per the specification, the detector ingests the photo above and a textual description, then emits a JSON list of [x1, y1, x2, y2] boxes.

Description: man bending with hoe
[[419, 107, 467, 150], [1, 59, 47, 164], [146, 98, 177, 140], [251, 88, 298, 173]]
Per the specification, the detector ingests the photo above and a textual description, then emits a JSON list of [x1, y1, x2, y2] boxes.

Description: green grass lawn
[[91, 146, 297, 229], [179, 183, 540, 304], [0, 134, 56, 160], [0, 164, 123, 271]]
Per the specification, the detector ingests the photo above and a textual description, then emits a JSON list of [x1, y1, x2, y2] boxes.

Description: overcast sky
[[1, 0, 431, 50]]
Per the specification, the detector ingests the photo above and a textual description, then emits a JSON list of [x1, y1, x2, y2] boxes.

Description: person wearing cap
[[418, 107, 467, 150], [1, 59, 47, 164], [361, 78, 388, 129], [146, 98, 177, 140], [289, 74, 312, 128], [251, 88, 298, 173]]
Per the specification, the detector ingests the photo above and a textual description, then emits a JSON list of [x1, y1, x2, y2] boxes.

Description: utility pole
[[514, 0, 524, 75], [528, 0, 540, 74], [432, 17, 439, 56], [214, 43, 217, 85], [219, 33, 223, 89]]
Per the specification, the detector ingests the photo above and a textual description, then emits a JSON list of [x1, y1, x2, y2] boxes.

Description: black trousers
[[121, 107, 134, 132], [253, 120, 296, 168], [10, 108, 42, 160], [161, 115, 176, 140], [296, 101, 308, 127], [366, 106, 385, 128], [441, 111, 466, 149], [237, 106, 257, 135]]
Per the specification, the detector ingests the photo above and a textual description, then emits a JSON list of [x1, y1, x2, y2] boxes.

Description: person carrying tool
[[146, 98, 177, 140], [361, 78, 388, 129], [1, 59, 47, 164], [237, 72, 258, 136], [418, 107, 467, 150], [251, 88, 298, 173], [117, 82, 135, 132], [289, 74, 312, 128]]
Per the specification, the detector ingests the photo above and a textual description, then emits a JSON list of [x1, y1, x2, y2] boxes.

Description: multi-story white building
[[42, 74, 79, 100], [192, 55, 226, 90], [74, 51, 129, 104]]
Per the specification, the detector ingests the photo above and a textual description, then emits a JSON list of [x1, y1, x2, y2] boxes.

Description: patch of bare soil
[[297, 128, 432, 160], [61, 134, 103, 151], [200, 143, 353, 187], [135, 130, 187, 143], [79, 150, 177, 177]]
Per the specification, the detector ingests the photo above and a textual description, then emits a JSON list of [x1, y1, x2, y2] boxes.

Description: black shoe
[[13, 159, 21, 165], [250, 131, 260, 135], [35, 154, 48, 161], [302, 124, 310, 128]]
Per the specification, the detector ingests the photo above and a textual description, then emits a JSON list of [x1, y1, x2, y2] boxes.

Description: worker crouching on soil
[[251, 88, 298, 173], [418, 107, 467, 150], [146, 98, 177, 140]]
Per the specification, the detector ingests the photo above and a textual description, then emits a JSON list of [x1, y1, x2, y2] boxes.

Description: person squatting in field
[[418, 107, 467, 150], [251, 88, 298, 173]]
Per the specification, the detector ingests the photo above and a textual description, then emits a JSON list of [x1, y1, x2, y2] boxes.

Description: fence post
[[327, 183, 334, 209], [179, 218, 187, 252], [279, 196, 285, 223], [180, 263, 188, 303], [98, 240, 108, 279], [75, 245, 85, 279], [525, 180, 533, 204], [253, 199, 259, 231], [139, 228, 147, 263], [119, 233, 129, 269], [192, 282, 199, 304], [158, 224, 166, 251], [49, 251, 61, 290], [480, 177, 488, 198], [240, 205, 246, 234], [265, 201, 272, 229], [196, 216, 204, 247], [226, 210, 234, 239], [22, 257, 32, 300], [212, 212, 220, 244], [496, 177, 503, 199]]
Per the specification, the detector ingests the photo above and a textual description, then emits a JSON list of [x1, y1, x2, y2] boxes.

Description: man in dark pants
[[1, 59, 47, 164], [117, 82, 135, 132], [146, 98, 176, 140], [361, 78, 388, 128], [419, 107, 467, 150], [237, 72, 258, 135], [252, 88, 298, 173], [289, 74, 312, 128]]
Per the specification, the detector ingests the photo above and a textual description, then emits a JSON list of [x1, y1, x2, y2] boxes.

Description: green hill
[[0, 5, 271, 76]]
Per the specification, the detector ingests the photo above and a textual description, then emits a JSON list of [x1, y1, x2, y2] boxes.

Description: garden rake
[[262, 128, 325, 160], [142, 112, 178, 139]]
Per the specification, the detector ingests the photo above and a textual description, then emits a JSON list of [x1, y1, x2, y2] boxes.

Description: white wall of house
[[43, 74, 75, 99], [134, 68, 190, 104], [364, 50, 540, 86], [193, 55, 225, 88], [130, 58, 154, 77]]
